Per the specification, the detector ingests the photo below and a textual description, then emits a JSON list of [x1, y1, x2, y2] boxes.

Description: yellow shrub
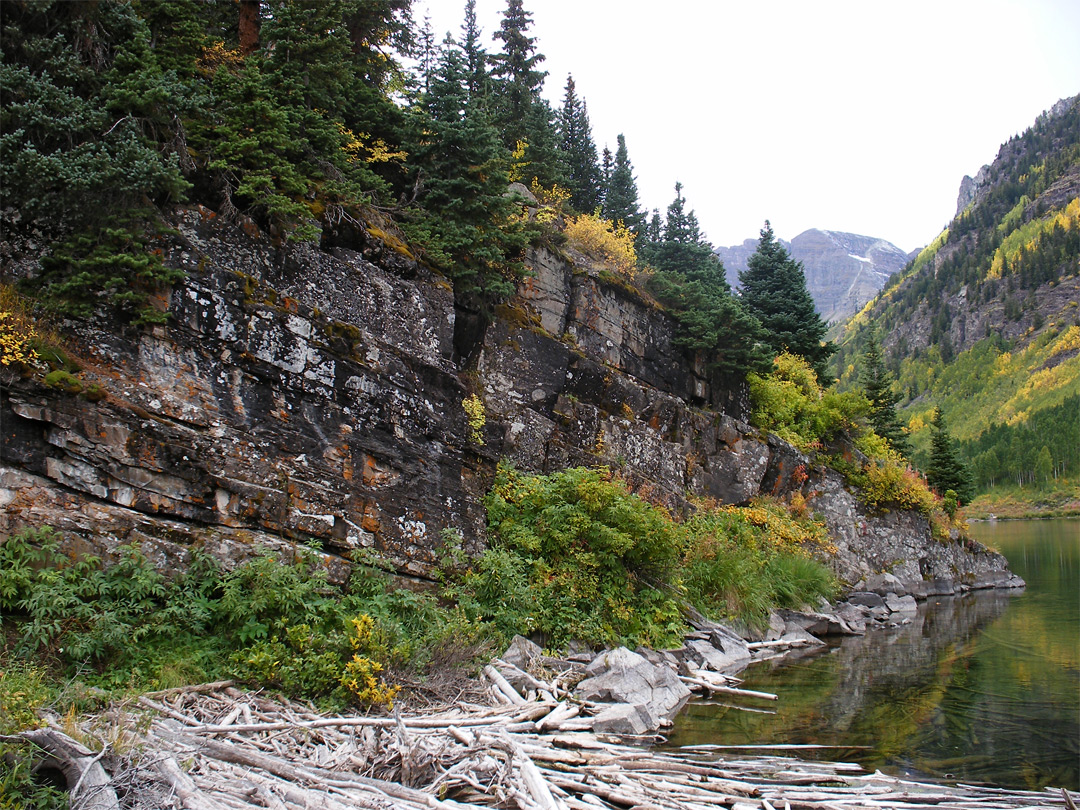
[[340, 655, 399, 710], [463, 394, 485, 445], [858, 459, 937, 515], [564, 213, 637, 277], [341, 614, 400, 709], [0, 287, 43, 370]]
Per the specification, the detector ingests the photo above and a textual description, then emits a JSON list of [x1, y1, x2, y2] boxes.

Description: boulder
[[765, 611, 786, 641], [503, 635, 543, 671], [575, 647, 691, 722], [779, 626, 825, 646], [865, 572, 906, 596], [683, 639, 747, 675], [846, 591, 886, 609], [779, 609, 832, 636], [707, 626, 752, 662], [591, 703, 660, 736], [634, 647, 680, 670], [781, 608, 861, 636], [833, 603, 868, 634], [885, 593, 918, 615]]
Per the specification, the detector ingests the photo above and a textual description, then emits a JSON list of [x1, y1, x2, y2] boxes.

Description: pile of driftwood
[[11, 676, 1075, 810]]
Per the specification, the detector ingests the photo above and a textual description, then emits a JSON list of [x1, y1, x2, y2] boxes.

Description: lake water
[[664, 518, 1080, 790]]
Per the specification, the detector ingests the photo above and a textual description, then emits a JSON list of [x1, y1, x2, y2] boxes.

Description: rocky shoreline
[[486, 564, 1027, 738]]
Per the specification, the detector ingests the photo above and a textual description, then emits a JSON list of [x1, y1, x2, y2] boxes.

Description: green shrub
[[681, 499, 837, 628], [749, 352, 868, 450], [458, 464, 686, 649]]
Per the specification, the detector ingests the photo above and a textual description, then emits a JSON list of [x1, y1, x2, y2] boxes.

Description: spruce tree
[[739, 221, 835, 379], [460, 0, 488, 101], [645, 185, 771, 377], [558, 75, 602, 212], [489, 0, 546, 150], [926, 408, 975, 503], [406, 36, 524, 311], [859, 327, 910, 457], [603, 134, 645, 236], [519, 98, 568, 188]]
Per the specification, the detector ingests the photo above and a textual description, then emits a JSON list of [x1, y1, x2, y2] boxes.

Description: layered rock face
[[716, 229, 910, 324], [0, 209, 1015, 590]]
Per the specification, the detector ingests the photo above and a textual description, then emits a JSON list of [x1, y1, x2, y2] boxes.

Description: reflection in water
[[664, 518, 1080, 791]]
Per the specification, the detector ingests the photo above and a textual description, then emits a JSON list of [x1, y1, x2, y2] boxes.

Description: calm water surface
[[664, 518, 1080, 790]]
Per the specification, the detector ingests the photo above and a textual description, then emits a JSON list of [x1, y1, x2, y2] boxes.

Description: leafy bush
[[853, 459, 939, 516], [681, 499, 837, 628], [565, 213, 638, 277], [749, 353, 868, 450], [0, 529, 469, 711], [446, 466, 840, 646], [459, 465, 685, 649]]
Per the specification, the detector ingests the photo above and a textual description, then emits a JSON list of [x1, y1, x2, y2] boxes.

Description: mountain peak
[[716, 229, 908, 324]]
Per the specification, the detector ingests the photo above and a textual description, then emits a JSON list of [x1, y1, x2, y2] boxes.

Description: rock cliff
[[0, 208, 1016, 593], [716, 229, 909, 324]]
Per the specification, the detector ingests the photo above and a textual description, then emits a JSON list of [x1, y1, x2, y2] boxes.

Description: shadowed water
[[664, 518, 1079, 790]]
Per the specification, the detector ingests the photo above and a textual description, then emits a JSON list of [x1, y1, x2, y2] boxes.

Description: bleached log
[[483, 664, 528, 705], [676, 676, 778, 701], [15, 728, 120, 810]]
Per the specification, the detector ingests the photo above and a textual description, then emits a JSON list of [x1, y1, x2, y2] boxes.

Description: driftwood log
[[7, 671, 1076, 810], [8, 728, 120, 810]]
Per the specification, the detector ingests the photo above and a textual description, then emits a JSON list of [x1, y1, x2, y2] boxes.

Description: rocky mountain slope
[[1, 204, 1017, 594], [832, 95, 1080, 487], [716, 229, 910, 324]]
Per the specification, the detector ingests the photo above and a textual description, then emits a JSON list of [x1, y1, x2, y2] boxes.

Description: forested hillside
[[833, 96, 1080, 512]]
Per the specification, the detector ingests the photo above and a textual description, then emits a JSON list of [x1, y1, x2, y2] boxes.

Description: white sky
[[415, 0, 1080, 253]]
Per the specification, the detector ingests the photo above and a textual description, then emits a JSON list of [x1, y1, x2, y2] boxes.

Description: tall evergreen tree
[[739, 221, 835, 379], [859, 327, 910, 457], [489, 0, 546, 149], [415, 13, 436, 95], [406, 36, 525, 312], [645, 185, 771, 377], [519, 97, 567, 188], [558, 75, 602, 212], [460, 0, 488, 101], [603, 134, 645, 236], [926, 408, 975, 503]]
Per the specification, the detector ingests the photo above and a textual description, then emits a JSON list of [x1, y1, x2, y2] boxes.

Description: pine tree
[[602, 134, 645, 237], [739, 221, 835, 379], [416, 13, 436, 95], [489, 0, 546, 150], [859, 327, 910, 457], [460, 0, 488, 101], [558, 75, 602, 212], [926, 408, 975, 503], [406, 36, 525, 312], [645, 185, 771, 377]]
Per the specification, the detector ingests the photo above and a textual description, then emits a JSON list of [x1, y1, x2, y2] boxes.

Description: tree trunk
[[238, 0, 260, 56]]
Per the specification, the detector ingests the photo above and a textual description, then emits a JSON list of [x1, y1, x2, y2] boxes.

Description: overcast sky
[[416, 0, 1080, 253]]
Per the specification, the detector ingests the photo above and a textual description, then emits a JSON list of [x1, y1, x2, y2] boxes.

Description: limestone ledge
[[0, 209, 1020, 592]]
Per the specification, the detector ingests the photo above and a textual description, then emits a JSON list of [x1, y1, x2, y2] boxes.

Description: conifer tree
[[926, 408, 975, 503], [645, 185, 771, 377], [859, 327, 910, 457], [460, 0, 488, 101], [739, 221, 835, 379], [603, 134, 645, 236], [489, 0, 546, 149], [558, 75, 602, 212], [520, 98, 568, 189], [406, 36, 525, 312], [416, 13, 436, 95]]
